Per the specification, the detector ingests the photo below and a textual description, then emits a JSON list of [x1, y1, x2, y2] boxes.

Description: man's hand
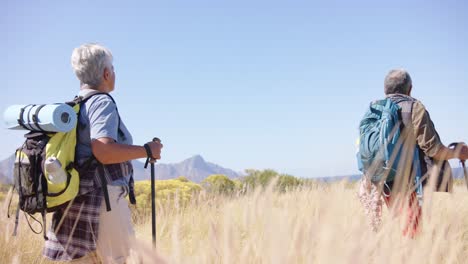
[[146, 140, 163, 160], [458, 143, 468, 161], [91, 137, 163, 164], [446, 142, 468, 161], [432, 142, 468, 161]]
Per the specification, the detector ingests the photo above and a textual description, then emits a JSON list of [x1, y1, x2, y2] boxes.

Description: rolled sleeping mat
[[3, 103, 77, 133]]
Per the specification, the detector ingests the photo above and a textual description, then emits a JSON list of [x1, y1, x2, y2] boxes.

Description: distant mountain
[[132, 155, 241, 182], [452, 167, 467, 179], [324, 167, 467, 183], [0, 153, 239, 184], [314, 174, 361, 182], [0, 153, 240, 184], [0, 173, 8, 184], [0, 154, 14, 184]]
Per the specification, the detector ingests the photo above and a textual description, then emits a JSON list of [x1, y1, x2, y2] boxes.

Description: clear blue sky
[[1, 0, 467, 178]]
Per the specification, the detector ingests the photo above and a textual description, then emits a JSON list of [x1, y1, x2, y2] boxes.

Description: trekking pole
[[449, 143, 468, 190], [144, 137, 161, 248], [461, 160, 468, 191]]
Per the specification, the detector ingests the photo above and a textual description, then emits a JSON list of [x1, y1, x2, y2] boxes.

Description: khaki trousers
[[71, 185, 135, 264]]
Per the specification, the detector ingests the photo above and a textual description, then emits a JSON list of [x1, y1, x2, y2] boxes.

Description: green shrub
[[241, 169, 302, 192], [232, 179, 242, 190], [276, 174, 302, 192], [176, 176, 190, 182], [202, 174, 236, 195], [241, 169, 278, 190], [134, 179, 201, 208]]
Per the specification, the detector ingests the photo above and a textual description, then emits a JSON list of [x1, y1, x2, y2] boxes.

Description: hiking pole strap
[[102, 179, 111, 212], [143, 143, 153, 169], [128, 175, 136, 205], [144, 137, 161, 168], [97, 166, 112, 212]]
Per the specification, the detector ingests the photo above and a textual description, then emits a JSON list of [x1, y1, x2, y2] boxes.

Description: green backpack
[[10, 93, 120, 239]]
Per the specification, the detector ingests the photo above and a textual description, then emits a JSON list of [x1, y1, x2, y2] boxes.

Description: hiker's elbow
[[93, 153, 113, 164], [91, 138, 117, 164], [432, 145, 456, 161]]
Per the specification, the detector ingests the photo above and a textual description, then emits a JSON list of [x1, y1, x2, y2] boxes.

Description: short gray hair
[[71, 43, 113, 88], [384, 69, 412, 95]]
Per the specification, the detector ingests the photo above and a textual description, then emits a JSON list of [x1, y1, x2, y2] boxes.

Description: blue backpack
[[357, 98, 422, 197]]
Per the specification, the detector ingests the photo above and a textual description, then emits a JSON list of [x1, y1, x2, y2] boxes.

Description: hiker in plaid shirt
[[43, 43, 162, 263]]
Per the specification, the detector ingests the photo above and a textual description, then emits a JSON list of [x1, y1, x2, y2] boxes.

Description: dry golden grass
[[1, 182, 467, 263]]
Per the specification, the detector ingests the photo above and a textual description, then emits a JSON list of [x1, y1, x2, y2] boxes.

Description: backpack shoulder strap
[[70, 92, 116, 212], [69, 92, 125, 139], [67, 91, 108, 106]]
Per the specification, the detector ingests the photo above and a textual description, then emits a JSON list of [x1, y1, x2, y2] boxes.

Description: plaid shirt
[[43, 162, 133, 261]]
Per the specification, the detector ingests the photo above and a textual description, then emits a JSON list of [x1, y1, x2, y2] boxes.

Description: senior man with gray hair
[[358, 68, 468, 237], [43, 43, 163, 263]]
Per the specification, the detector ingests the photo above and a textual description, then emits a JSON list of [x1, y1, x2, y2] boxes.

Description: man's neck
[[80, 84, 96, 90], [80, 83, 109, 93], [385, 93, 417, 102]]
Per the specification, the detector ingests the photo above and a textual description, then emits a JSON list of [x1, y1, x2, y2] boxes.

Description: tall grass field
[[1, 180, 467, 263]]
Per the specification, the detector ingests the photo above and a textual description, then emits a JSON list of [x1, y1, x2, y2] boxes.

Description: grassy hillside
[[0, 179, 467, 263]]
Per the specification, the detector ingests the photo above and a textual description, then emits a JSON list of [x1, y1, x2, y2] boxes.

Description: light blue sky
[[1, 0, 467, 177]]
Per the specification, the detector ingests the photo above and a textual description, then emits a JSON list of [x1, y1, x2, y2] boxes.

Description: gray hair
[[71, 43, 113, 88], [384, 69, 412, 95]]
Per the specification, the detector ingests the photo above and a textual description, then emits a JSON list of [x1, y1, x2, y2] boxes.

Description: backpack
[[356, 98, 423, 202], [9, 92, 130, 239]]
